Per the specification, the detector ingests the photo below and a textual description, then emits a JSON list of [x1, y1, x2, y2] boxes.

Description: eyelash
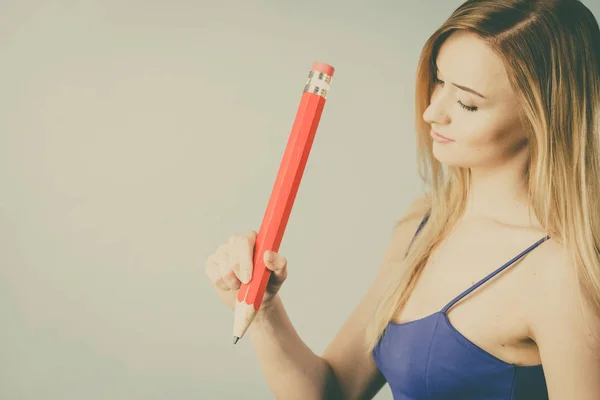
[[433, 77, 478, 112]]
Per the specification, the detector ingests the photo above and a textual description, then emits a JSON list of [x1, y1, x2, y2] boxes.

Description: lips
[[431, 130, 454, 141]]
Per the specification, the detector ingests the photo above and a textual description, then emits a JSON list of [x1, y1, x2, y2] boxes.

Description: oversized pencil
[[232, 62, 335, 344]]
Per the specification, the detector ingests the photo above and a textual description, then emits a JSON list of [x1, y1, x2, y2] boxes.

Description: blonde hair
[[365, 0, 600, 353]]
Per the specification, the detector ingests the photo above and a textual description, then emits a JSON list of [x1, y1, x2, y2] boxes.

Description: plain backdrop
[[2, 0, 599, 399]]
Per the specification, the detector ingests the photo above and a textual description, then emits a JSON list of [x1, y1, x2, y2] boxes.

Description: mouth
[[430, 130, 454, 141]]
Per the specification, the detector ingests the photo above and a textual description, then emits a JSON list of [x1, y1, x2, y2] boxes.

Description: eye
[[457, 100, 477, 112], [433, 77, 478, 112]]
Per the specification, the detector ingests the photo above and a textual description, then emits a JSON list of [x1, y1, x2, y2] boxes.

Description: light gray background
[[2, 1, 599, 399]]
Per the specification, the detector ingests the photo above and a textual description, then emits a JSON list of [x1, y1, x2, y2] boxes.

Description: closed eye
[[434, 77, 478, 112]]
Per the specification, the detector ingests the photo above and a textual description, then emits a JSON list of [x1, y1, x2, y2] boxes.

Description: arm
[[247, 194, 431, 400], [527, 244, 600, 399], [248, 295, 342, 399]]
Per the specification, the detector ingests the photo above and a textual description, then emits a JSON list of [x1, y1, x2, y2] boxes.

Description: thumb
[[263, 250, 287, 284]]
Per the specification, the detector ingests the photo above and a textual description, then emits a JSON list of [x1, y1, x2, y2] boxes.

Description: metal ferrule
[[303, 70, 332, 98]]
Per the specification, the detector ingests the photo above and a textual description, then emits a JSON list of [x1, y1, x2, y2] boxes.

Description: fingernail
[[244, 273, 252, 283], [265, 251, 273, 263]]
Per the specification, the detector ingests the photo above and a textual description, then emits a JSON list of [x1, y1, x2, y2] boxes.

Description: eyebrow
[[436, 68, 487, 99]]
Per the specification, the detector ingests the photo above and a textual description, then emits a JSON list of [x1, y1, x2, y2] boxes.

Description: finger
[[219, 251, 240, 290], [263, 250, 288, 284], [228, 235, 240, 277], [214, 244, 228, 265], [263, 250, 287, 271], [215, 244, 238, 289], [225, 268, 241, 290], [238, 234, 255, 284], [205, 258, 230, 291]]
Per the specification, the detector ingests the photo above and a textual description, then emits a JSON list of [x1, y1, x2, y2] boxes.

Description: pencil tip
[[233, 336, 239, 345]]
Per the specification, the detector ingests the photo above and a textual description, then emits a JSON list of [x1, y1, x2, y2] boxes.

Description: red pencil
[[232, 61, 335, 344]]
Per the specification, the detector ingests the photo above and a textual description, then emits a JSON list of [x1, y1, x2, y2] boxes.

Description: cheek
[[432, 118, 517, 167], [462, 110, 521, 150]]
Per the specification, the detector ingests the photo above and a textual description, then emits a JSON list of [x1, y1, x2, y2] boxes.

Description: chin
[[432, 147, 473, 169]]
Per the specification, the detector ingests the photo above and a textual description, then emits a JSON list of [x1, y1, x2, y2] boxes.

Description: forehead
[[436, 31, 514, 101]]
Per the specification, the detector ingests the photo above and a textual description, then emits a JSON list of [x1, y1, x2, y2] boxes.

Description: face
[[422, 31, 529, 170]]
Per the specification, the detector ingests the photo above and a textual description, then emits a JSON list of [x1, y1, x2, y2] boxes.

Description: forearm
[[248, 295, 343, 399]]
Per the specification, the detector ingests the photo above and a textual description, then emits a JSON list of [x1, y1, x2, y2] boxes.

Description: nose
[[422, 86, 452, 126]]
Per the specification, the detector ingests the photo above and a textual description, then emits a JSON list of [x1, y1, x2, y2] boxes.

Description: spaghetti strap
[[404, 209, 431, 258], [441, 234, 551, 313]]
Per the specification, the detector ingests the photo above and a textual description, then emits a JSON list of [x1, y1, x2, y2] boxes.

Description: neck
[[462, 153, 539, 229]]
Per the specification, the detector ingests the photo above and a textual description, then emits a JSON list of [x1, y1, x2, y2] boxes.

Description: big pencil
[[232, 61, 335, 344]]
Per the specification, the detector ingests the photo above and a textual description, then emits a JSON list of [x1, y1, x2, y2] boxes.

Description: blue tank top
[[372, 210, 551, 399]]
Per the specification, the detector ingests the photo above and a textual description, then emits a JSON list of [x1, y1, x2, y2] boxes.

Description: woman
[[204, 0, 600, 398]]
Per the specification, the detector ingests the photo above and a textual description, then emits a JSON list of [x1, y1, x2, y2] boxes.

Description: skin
[[412, 31, 600, 397], [206, 30, 600, 399], [413, 30, 546, 364], [423, 31, 537, 229]]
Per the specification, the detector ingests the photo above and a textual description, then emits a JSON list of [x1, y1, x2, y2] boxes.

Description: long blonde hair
[[365, 0, 600, 353]]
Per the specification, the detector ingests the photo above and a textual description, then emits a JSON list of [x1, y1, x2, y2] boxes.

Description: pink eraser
[[311, 61, 335, 77]]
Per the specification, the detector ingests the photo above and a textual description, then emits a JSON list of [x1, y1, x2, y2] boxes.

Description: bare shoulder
[[396, 192, 431, 228], [527, 239, 600, 398], [380, 193, 431, 266], [527, 238, 600, 336], [527, 238, 598, 328]]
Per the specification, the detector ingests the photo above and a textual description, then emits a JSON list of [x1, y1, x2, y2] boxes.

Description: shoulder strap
[[441, 235, 551, 313], [403, 209, 431, 258]]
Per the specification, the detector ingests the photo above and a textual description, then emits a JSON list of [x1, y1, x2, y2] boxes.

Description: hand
[[205, 230, 288, 310]]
